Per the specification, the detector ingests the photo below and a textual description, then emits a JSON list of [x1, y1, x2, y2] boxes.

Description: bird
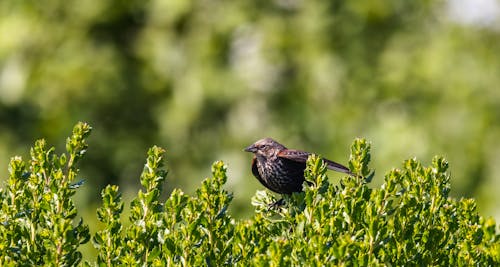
[[244, 138, 353, 195]]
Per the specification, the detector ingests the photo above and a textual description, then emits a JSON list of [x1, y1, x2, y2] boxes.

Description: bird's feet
[[268, 198, 285, 210]]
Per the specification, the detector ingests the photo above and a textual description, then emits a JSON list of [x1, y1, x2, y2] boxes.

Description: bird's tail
[[322, 158, 355, 176]]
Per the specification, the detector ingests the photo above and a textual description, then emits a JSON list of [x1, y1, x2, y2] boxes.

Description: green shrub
[[1, 122, 499, 266], [0, 122, 91, 265]]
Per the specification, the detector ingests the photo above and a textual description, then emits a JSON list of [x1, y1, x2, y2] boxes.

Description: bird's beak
[[244, 144, 257, 153]]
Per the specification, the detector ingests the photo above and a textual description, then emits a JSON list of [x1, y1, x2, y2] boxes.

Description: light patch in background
[[227, 98, 270, 140], [0, 56, 26, 105], [446, 0, 500, 29], [230, 25, 280, 92]]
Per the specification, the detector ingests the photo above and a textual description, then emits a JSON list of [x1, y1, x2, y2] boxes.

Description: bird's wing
[[278, 149, 352, 175], [251, 157, 272, 189], [277, 149, 311, 162]]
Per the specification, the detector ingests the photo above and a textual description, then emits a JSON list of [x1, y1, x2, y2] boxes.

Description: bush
[[1, 122, 499, 265]]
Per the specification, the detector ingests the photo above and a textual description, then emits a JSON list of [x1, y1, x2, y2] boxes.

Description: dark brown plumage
[[244, 138, 353, 194]]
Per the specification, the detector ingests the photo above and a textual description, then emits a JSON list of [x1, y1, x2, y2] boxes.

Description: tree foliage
[[1, 123, 498, 265]]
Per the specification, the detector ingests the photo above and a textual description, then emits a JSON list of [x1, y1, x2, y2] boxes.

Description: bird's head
[[244, 138, 286, 160]]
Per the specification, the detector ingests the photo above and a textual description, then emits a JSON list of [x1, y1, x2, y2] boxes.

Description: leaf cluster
[[0, 122, 91, 265]]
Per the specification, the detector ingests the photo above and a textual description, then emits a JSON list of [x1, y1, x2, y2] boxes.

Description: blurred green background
[[1, 0, 500, 228]]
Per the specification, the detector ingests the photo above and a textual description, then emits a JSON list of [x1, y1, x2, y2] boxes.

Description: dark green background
[[1, 0, 499, 225]]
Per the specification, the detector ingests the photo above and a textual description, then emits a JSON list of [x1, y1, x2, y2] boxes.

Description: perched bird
[[244, 138, 353, 195]]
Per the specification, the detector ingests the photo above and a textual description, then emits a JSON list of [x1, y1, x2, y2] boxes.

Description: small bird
[[244, 138, 353, 195]]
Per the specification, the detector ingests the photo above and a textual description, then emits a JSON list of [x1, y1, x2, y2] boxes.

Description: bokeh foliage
[[1, 0, 500, 220]]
